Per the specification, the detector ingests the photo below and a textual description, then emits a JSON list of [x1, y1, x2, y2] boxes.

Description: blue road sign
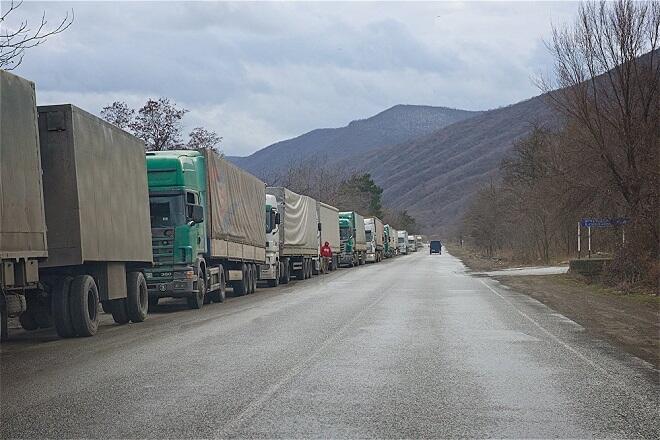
[[580, 218, 629, 228]]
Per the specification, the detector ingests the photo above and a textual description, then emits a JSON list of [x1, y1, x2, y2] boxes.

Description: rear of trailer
[[0, 71, 48, 340], [317, 202, 340, 271], [266, 187, 319, 280]]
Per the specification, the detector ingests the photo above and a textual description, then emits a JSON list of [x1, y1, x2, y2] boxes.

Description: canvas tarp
[[266, 187, 318, 256], [205, 150, 266, 249]]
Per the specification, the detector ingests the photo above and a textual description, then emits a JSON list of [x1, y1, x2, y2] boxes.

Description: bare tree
[[540, 0, 660, 253], [100, 101, 134, 130], [129, 98, 188, 151], [0, 0, 73, 70], [187, 127, 222, 153]]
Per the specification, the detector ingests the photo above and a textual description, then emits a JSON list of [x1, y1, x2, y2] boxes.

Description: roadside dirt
[[495, 274, 660, 368]]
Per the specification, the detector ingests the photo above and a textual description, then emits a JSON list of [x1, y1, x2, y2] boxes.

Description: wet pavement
[[1, 252, 658, 438]]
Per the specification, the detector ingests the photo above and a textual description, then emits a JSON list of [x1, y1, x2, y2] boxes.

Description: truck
[[364, 217, 384, 263], [317, 202, 340, 272], [262, 187, 319, 285], [416, 235, 425, 250], [407, 235, 417, 253], [397, 230, 409, 255], [145, 150, 266, 308], [1, 71, 154, 340], [339, 211, 367, 266], [384, 225, 398, 258]]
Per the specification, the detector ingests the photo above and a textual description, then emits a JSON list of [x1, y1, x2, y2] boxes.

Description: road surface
[[1, 251, 658, 438]]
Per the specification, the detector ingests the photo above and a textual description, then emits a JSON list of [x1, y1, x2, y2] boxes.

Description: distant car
[[430, 240, 442, 255]]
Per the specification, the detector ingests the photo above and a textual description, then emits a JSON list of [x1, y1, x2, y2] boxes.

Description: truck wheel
[[245, 264, 252, 294], [70, 275, 100, 337], [306, 260, 312, 278], [52, 276, 76, 338], [187, 268, 205, 309], [0, 298, 7, 342], [126, 272, 148, 323], [281, 263, 290, 285], [19, 312, 38, 331], [210, 268, 226, 303], [251, 264, 258, 293], [110, 299, 129, 324], [232, 264, 248, 296]]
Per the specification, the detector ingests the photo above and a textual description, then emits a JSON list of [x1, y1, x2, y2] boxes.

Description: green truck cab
[[145, 151, 206, 307], [338, 211, 367, 267], [145, 150, 266, 310]]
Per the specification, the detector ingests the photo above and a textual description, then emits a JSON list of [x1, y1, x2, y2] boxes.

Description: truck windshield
[[150, 195, 185, 228], [340, 227, 352, 240], [365, 231, 373, 241], [266, 208, 275, 233], [398, 237, 404, 244]]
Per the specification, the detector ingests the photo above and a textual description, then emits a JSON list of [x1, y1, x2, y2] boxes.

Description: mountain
[[352, 95, 559, 233], [228, 105, 480, 175]]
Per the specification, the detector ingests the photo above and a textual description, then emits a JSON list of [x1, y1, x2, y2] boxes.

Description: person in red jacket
[[320, 241, 332, 258], [320, 241, 333, 273]]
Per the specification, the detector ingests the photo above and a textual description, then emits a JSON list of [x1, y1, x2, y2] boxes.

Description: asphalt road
[[1, 251, 658, 438]]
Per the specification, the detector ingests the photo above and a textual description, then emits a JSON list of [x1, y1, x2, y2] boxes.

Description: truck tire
[[210, 267, 226, 303], [187, 268, 205, 309], [0, 298, 7, 342], [70, 275, 100, 337], [306, 259, 312, 278], [52, 276, 76, 338], [245, 265, 252, 294], [110, 299, 129, 324], [126, 272, 148, 323], [251, 264, 258, 293], [281, 263, 290, 285], [232, 264, 248, 296]]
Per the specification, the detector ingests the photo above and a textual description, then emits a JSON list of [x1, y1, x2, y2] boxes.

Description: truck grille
[[148, 228, 175, 282]]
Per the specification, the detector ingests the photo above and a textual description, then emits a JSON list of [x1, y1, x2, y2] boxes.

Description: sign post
[[577, 222, 581, 259], [578, 218, 630, 259]]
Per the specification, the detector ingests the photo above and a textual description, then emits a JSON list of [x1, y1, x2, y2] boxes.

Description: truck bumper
[[260, 264, 277, 280], [339, 253, 354, 266], [147, 279, 195, 298], [366, 253, 376, 263]]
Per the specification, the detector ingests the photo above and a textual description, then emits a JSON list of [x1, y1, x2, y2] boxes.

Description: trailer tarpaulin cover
[[205, 150, 265, 248], [267, 187, 318, 255]]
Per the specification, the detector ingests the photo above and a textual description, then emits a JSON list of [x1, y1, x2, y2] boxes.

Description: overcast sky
[[9, 1, 578, 156]]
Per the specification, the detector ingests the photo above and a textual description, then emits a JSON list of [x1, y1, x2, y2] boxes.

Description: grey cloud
[[10, 1, 578, 156]]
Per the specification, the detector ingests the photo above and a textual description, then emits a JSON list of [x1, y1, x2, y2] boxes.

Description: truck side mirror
[[275, 212, 281, 225], [318, 222, 322, 232], [191, 205, 204, 224]]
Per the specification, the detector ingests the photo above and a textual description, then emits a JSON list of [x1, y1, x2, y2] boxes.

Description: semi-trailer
[[407, 235, 417, 253], [364, 217, 384, 263], [397, 230, 409, 255], [262, 187, 319, 284], [1, 71, 154, 340], [145, 150, 266, 308], [384, 225, 398, 258], [339, 211, 367, 266], [317, 202, 340, 272]]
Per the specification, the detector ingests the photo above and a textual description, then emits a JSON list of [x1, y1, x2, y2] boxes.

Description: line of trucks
[[0, 70, 422, 341]]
